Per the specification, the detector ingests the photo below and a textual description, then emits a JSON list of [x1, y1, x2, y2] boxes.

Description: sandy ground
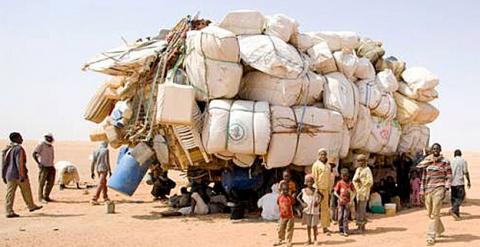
[[0, 140, 479, 247]]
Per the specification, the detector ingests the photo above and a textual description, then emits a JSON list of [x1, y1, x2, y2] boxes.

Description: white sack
[[315, 31, 360, 52], [264, 14, 298, 42], [82, 39, 167, 76], [239, 35, 306, 79], [153, 134, 169, 166], [323, 72, 359, 128], [376, 69, 399, 92], [307, 42, 337, 74], [239, 71, 325, 106], [401, 67, 439, 91], [363, 117, 401, 155], [398, 81, 438, 102], [185, 49, 242, 101], [333, 50, 359, 80], [289, 32, 318, 52], [397, 124, 430, 154], [218, 10, 265, 35], [354, 58, 376, 80], [340, 124, 351, 158], [188, 26, 240, 62], [215, 152, 256, 168], [356, 79, 382, 109], [202, 100, 271, 156], [266, 106, 344, 168], [350, 105, 372, 149], [394, 92, 439, 125], [371, 93, 397, 120]]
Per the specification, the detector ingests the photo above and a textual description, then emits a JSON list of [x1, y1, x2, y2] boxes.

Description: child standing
[[334, 168, 355, 236], [410, 170, 421, 207], [297, 175, 323, 245], [279, 169, 297, 197], [274, 182, 295, 247]]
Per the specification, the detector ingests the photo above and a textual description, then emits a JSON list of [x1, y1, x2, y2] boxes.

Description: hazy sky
[[1, 0, 479, 150]]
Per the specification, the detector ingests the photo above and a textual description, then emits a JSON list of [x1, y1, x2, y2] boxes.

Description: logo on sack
[[229, 122, 246, 142]]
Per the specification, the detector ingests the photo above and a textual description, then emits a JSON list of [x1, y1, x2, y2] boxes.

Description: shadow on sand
[[436, 233, 480, 244], [366, 226, 407, 235], [23, 213, 85, 218]]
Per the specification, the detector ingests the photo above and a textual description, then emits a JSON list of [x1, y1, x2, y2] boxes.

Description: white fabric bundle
[[323, 72, 359, 128], [315, 31, 360, 52], [355, 57, 376, 80], [376, 69, 398, 92], [371, 93, 397, 120], [307, 42, 337, 74], [202, 100, 271, 156], [82, 39, 167, 76], [356, 79, 396, 120], [264, 14, 298, 42], [363, 117, 402, 155], [340, 124, 351, 158], [266, 106, 344, 168], [185, 29, 242, 101], [350, 105, 372, 149], [239, 71, 325, 106], [215, 152, 256, 168], [333, 50, 359, 80], [239, 35, 306, 79], [397, 124, 430, 154], [289, 32, 318, 52], [153, 134, 169, 166], [188, 26, 240, 62], [394, 93, 439, 125], [356, 79, 382, 109], [398, 81, 438, 102], [401, 67, 439, 92], [218, 10, 265, 35]]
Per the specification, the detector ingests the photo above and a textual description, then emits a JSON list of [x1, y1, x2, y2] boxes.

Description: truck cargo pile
[[82, 10, 439, 193]]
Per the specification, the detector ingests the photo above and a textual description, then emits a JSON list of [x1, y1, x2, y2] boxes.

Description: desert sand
[[0, 140, 479, 247]]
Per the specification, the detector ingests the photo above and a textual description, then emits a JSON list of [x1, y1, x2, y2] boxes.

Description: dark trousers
[[338, 205, 350, 233], [451, 185, 465, 216], [38, 166, 56, 200]]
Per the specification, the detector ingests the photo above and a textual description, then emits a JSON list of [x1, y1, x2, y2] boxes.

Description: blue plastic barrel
[[107, 152, 151, 196]]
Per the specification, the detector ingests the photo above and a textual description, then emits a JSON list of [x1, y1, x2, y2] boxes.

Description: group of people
[[1, 132, 59, 217], [272, 143, 471, 246], [273, 149, 374, 246], [2, 131, 472, 246], [1, 132, 114, 217]]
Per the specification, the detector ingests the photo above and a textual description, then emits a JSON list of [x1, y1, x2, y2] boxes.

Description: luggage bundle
[[82, 10, 441, 180]]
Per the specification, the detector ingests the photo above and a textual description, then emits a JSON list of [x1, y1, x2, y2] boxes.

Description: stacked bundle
[[82, 10, 440, 192]]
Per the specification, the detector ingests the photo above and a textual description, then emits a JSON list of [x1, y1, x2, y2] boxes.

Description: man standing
[[311, 148, 331, 234], [90, 141, 111, 205], [33, 133, 55, 203], [352, 154, 373, 233], [417, 143, 451, 246], [449, 149, 470, 220], [2, 132, 42, 218]]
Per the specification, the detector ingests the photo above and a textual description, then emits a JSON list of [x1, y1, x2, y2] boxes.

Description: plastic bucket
[[107, 152, 151, 196], [384, 203, 397, 216]]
